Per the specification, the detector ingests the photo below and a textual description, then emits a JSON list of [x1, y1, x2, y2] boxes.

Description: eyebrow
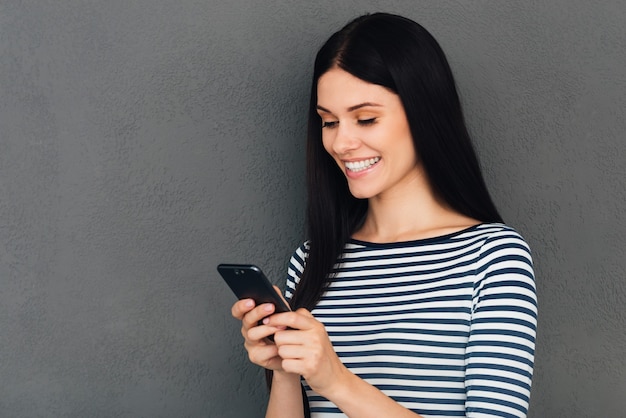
[[316, 102, 383, 113]]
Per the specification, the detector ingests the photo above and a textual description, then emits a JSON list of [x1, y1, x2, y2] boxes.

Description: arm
[[465, 232, 537, 417], [275, 243, 424, 417], [268, 309, 425, 418], [232, 285, 308, 418], [231, 299, 304, 418], [317, 368, 425, 418], [265, 371, 304, 418]]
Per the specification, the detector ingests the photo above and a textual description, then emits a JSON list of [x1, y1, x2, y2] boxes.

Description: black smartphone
[[217, 263, 291, 313]]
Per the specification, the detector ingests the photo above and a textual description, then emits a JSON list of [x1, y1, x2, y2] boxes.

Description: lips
[[344, 157, 381, 172]]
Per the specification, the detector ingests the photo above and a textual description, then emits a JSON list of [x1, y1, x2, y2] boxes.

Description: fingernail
[[245, 300, 254, 308], [262, 317, 269, 325], [263, 304, 273, 312]]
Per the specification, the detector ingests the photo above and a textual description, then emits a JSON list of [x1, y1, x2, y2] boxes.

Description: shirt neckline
[[346, 223, 489, 248]]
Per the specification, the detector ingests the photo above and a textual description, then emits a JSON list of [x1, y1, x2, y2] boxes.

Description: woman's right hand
[[231, 296, 286, 371]]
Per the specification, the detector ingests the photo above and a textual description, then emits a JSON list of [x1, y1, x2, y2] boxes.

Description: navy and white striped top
[[285, 223, 537, 418]]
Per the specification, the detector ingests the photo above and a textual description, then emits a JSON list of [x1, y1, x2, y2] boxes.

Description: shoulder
[[471, 223, 536, 300], [472, 223, 533, 266], [472, 222, 529, 241]]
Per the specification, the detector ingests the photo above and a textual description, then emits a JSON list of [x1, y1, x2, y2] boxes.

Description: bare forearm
[[265, 371, 305, 418], [319, 367, 424, 418]]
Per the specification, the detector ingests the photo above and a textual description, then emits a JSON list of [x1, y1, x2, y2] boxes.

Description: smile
[[345, 157, 381, 172]]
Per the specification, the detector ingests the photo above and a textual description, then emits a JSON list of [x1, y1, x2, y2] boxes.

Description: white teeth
[[345, 157, 380, 172]]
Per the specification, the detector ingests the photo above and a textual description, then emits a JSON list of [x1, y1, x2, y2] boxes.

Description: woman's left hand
[[263, 308, 348, 396]]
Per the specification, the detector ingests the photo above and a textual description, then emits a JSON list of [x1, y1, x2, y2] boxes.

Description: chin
[[347, 186, 376, 200]]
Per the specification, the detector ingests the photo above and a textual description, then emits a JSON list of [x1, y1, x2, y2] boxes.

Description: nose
[[331, 122, 360, 155]]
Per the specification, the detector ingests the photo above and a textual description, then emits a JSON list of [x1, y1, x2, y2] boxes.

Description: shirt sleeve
[[284, 241, 309, 302], [465, 228, 538, 418]]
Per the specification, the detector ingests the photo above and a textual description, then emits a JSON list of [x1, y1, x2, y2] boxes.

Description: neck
[[354, 175, 479, 243]]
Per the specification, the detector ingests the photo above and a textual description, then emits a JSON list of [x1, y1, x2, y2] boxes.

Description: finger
[[264, 309, 315, 330], [272, 328, 301, 346], [280, 358, 307, 376], [296, 307, 314, 318], [273, 326, 326, 347], [247, 323, 285, 342], [231, 298, 255, 320], [274, 338, 310, 358], [241, 303, 276, 330], [244, 342, 282, 370]]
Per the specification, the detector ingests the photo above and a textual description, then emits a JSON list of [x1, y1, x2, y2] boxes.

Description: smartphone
[[217, 263, 291, 313]]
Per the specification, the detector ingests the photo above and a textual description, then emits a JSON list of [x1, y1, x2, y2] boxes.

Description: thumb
[[296, 307, 314, 318]]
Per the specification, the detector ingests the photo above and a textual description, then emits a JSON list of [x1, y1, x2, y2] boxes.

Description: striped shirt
[[285, 223, 537, 418]]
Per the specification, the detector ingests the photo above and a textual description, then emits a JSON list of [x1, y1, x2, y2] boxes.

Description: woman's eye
[[322, 121, 338, 129], [357, 118, 377, 126]]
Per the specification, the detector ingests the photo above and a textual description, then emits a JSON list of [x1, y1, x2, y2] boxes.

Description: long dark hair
[[290, 13, 502, 311]]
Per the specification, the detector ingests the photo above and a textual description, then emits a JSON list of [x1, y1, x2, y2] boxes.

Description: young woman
[[232, 13, 537, 418]]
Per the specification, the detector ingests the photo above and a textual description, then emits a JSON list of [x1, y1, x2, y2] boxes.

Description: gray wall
[[0, 1, 623, 417]]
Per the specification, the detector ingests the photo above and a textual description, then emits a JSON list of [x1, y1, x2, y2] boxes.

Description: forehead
[[317, 68, 397, 108]]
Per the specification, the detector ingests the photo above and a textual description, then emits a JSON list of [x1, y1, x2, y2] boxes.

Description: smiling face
[[316, 67, 421, 200]]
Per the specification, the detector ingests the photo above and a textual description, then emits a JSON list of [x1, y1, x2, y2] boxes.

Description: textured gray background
[[0, 1, 624, 417]]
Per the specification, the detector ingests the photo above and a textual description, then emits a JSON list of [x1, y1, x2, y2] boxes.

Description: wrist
[[313, 363, 352, 399], [272, 370, 301, 384]]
